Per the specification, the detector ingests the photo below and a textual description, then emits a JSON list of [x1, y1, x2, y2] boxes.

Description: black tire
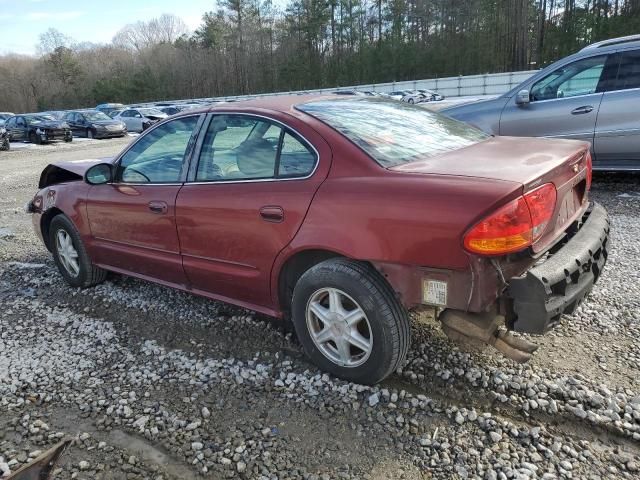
[[408, 98, 415, 104], [86, 128, 94, 139], [291, 258, 410, 384], [64, 135, 73, 143], [29, 131, 42, 145], [49, 214, 107, 288], [0, 138, 9, 151]]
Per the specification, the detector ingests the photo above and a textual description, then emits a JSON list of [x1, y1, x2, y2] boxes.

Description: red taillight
[[585, 151, 593, 191], [524, 183, 557, 242], [464, 183, 557, 256]]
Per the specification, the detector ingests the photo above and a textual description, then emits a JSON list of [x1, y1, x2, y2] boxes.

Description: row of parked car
[[331, 88, 445, 104], [0, 100, 214, 150]]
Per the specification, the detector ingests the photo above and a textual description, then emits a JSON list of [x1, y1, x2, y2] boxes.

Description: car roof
[[580, 34, 640, 53], [161, 94, 342, 118]]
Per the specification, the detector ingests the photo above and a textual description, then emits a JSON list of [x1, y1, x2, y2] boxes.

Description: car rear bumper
[[506, 202, 609, 334]]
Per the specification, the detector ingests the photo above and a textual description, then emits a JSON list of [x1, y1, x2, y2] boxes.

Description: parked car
[[0, 112, 14, 127], [42, 110, 68, 120], [442, 34, 640, 171], [107, 109, 124, 119], [159, 104, 201, 116], [63, 110, 127, 139], [0, 126, 9, 150], [331, 90, 365, 96], [417, 89, 445, 101], [95, 103, 125, 116], [4, 113, 72, 144], [112, 107, 168, 132], [387, 90, 424, 103], [28, 96, 608, 384]]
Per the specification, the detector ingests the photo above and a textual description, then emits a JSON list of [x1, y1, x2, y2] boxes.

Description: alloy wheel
[[55, 229, 80, 277], [306, 287, 373, 368]]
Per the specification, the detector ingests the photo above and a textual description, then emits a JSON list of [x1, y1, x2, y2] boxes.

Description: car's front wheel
[[86, 128, 94, 139], [50, 214, 107, 288], [0, 137, 9, 151], [291, 258, 410, 385], [29, 132, 42, 145]]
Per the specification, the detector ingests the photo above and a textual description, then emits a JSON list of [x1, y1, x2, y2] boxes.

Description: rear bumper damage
[[440, 202, 609, 363], [506, 202, 609, 334]]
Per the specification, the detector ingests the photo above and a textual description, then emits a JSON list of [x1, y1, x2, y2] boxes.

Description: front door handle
[[259, 206, 284, 223], [148, 201, 168, 214], [571, 105, 594, 115]]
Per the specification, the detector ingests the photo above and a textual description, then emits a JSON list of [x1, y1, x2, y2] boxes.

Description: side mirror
[[515, 89, 530, 106], [85, 163, 113, 185]]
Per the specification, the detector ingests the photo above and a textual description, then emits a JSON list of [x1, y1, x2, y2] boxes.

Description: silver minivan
[[442, 35, 640, 171]]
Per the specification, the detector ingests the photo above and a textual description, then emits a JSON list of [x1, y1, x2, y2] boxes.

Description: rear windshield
[[298, 98, 489, 167]]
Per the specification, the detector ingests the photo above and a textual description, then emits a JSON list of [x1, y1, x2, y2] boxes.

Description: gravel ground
[[1, 140, 639, 479]]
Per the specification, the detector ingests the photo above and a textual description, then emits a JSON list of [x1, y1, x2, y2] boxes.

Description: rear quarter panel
[[277, 172, 522, 272]]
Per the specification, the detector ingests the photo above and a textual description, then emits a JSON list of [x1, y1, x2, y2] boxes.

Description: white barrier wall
[[216, 70, 539, 101]]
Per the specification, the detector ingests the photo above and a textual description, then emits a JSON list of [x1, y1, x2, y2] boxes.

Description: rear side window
[[615, 50, 640, 90], [195, 115, 316, 181], [298, 98, 488, 167]]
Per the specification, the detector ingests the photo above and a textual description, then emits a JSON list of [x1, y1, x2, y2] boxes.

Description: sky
[[0, 0, 218, 56]]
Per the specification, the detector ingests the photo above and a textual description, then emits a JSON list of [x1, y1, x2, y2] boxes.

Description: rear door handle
[[259, 206, 284, 223], [148, 201, 168, 214], [571, 106, 593, 115]]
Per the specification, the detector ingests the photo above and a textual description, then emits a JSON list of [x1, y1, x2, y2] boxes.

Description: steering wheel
[[123, 167, 151, 183]]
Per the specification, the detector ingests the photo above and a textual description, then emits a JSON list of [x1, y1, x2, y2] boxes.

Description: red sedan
[[29, 96, 609, 384]]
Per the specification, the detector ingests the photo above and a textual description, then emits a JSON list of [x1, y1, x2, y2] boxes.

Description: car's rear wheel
[[291, 258, 410, 384], [408, 98, 415, 104], [50, 214, 107, 288]]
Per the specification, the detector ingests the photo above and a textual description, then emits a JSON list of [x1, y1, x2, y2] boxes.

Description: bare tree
[[113, 14, 189, 51]]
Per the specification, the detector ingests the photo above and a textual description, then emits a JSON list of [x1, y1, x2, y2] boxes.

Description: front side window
[[117, 116, 199, 183], [530, 55, 608, 101], [298, 98, 488, 167], [615, 50, 640, 91], [196, 115, 316, 181]]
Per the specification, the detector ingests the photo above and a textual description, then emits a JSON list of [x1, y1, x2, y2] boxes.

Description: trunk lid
[[390, 136, 591, 253]]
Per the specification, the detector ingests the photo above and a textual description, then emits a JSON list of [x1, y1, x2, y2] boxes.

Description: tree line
[[1, 1, 639, 113]]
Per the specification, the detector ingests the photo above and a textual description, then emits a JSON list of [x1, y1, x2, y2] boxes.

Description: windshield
[[25, 115, 56, 124], [139, 108, 165, 116], [83, 111, 111, 121], [298, 98, 489, 167]]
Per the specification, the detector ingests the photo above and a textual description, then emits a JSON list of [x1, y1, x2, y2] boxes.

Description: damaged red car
[[28, 96, 609, 384]]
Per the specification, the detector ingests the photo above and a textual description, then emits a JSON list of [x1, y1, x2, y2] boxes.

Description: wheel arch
[[40, 207, 65, 251], [276, 248, 345, 318]]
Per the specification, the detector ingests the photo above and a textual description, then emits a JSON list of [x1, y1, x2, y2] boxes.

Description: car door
[[85, 115, 202, 287], [594, 49, 640, 169], [67, 113, 81, 136], [11, 116, 27, 140], [175, 113, 331, 311], [5, 117, 18, 140], [119, 110, 136, 132], [499, 54, 616, 143], [130, 110, 144, 132]]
